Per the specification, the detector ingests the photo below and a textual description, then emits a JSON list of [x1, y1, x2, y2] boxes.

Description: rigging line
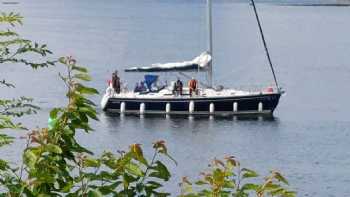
[[250, 0, 280, 90], [207, 0, 213, 88]]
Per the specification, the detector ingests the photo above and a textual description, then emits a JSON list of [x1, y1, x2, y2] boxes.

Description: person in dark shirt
[[176, 78, 183, 95], [140, 81, 147, 92], [172, 81, 177, 95], [134, 82, 141, 92], [112, 70, 120, 94]]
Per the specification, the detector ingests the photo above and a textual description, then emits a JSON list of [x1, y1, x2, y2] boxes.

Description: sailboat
[[101, 0, 284, 116]]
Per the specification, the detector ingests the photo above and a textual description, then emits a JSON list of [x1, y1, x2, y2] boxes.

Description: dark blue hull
[[103, 93, 281, 115]]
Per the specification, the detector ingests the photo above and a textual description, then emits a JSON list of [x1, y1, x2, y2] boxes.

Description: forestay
[[124, 51, 211, 72]]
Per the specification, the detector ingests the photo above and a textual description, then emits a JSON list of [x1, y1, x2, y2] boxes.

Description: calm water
[[2, 0, 350, 196]]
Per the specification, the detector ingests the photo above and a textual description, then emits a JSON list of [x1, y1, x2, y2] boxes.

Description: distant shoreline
[[2, 1, 349, 7], [276, 3, 350, 6], [2, 1, 19, 5]]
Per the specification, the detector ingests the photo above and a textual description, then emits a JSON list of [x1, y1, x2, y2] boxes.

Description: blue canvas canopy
[[144, 75, 158, 90]]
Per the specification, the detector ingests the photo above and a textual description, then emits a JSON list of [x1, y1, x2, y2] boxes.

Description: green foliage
[[179, 156, 296, 197], [0, 12, 54, 151], [0, 13, 53, 66], [71, 141, 174, 196], [1, 55, 176, 196], [0, 97, 40, 117], [0, 12, 23, 26], [0, 133, 14, 147], [0, 79, 15, 88], [0, 13, 54, 69], [17, 56, 101, 196]]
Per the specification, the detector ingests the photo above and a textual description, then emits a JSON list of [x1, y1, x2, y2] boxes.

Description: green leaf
[[44, 144, 62, 154], [241, 183, 260, 191], [125, 162, 144, 177], [269, 188, 285, 196], [74, 73, 91, 81], [79, 107, 98, 121], [195, 180, 207, 185], [61, 180, 74, 193], [146, 181, 163, 189], [273, 171, 289, 185], [72, 65, 88, 73], [222, 180, 235, 189], [0, 134, 14, 147], [49, 108, 61, 119], [242, 168, 259, 179], [83, 157, 100, 168], [129, 144, 148, 166], [98, 181, 121, 194], [0, 79, 15, 88], [48, 117, 57, 130], [283, 191, 297, 197], [87, 189, 103, 197], [0, 30, 18, 37], [123, 173, 139, 187], [78, 111, 88, 123], [76, 85, 99, 95], [0, 12, 23, 26], [264, 183, 281, 191], [23, 149, 37, 169], [149, 161, 171, 181], [58, 57, 66, 64], [0, 159, 9, 170], [212, 168, 225, 184]]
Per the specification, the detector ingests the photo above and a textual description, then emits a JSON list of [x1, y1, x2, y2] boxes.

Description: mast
[[250, 0, 280, 90], [207, 0, 213, 88]]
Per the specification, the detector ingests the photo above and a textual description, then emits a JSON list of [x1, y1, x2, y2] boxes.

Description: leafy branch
[[0, 12, 23, 26], [0, 97, 39, 117], [0, 12, 55, 155], [179, 156, 296, 197]]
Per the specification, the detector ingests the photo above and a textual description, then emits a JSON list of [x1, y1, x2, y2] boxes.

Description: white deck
[[107, 87, 268, 99], [107, 88, 261, 99], [101, 85, 277, 109]]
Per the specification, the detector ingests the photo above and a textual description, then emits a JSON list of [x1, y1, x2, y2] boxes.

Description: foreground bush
[[0, 13, 295, 196], [180, 156, 295, 197]]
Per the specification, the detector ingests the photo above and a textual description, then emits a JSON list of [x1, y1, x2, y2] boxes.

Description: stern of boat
[[101, 87, 113, 111]]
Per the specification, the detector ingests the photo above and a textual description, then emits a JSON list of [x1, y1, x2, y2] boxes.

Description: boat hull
[[102, 93, 281, 116]]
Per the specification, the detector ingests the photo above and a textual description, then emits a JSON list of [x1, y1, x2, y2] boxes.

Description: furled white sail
[[124, 51, 211, 72]]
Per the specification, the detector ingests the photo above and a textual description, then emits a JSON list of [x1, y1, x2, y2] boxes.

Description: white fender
[[233, 102, 238, 112], [120, 102, 126, 113], [166, 103, 171, 114], [209, 103, 215, 114], [258, 102, 263, 112], [189, 101, 195, 114], [140, 103, 145, 115]]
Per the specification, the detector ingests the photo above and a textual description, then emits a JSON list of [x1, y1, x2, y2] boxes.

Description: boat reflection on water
[[101, 112, 278, 125], [97, 112, 281, 146]]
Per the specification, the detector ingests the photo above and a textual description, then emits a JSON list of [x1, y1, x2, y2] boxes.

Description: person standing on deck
[[176, 78, 183, 96], [112, 70, 120, 94], [188, 77, 197, 96], [134, 82, 141, 92], [140, 81, 147, 92], [172, 81, 177, 95]]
